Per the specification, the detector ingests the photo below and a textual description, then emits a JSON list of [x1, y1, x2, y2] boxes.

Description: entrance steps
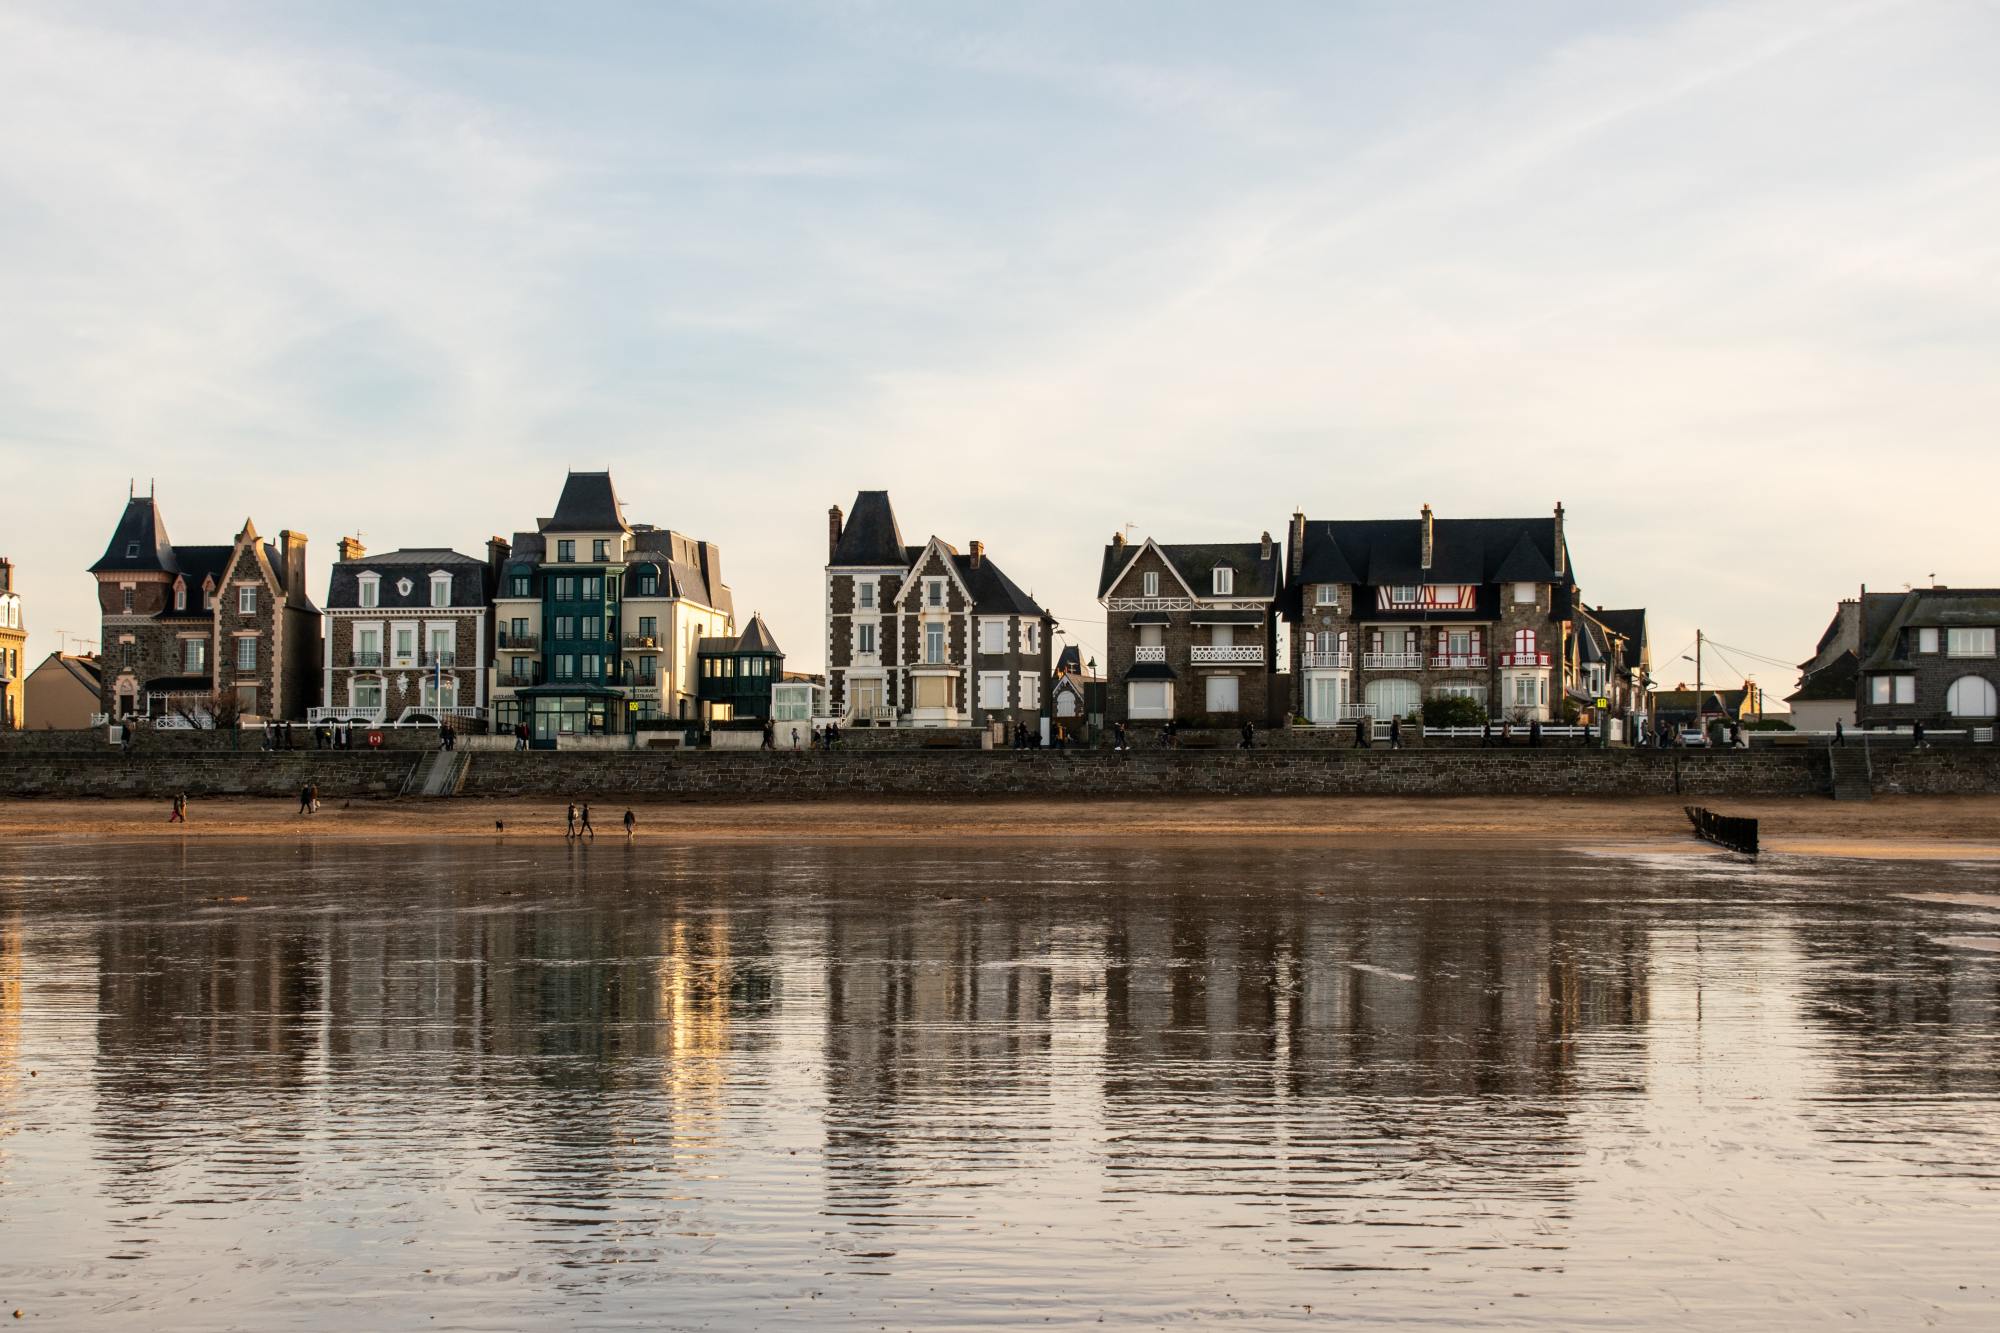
[[1827, 745, 1873, 801], [403, 750, 471, 797]]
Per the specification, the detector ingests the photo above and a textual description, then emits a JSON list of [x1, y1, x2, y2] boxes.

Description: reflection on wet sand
[[1, 839, 1997, 1328]]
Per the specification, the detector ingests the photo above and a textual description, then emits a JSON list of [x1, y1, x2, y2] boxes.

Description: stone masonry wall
[[1, 752, 419, 798]]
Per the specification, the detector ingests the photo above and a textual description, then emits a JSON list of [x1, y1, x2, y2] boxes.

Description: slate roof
[[1859, 588, 2000, 669], [830, 491, 908, 566], [40, 653, 103, 692], [1096, 540, 1283, 601], [699, 613, 784, 657], [90, 496, 178, 574], [1592, 608, 1649, 672], [543, 472, 630, 533], [326, 549, 493, 610], [1788, 650, 1858, 703], [952, 552, 1048, 618], [625, 528, 732, 615], [1291, 516, 1573, 592]]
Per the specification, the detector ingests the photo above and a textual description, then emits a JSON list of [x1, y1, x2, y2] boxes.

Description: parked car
[[1678, 726, 1710, 747]]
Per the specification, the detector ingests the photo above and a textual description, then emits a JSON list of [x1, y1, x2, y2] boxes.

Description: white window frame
[[237, 585, 257, 615], [979, 620, 1007, 655], [1212, 567, 1234, 596], [856, 622, 877, 656], [1018, 671, 1040, 709], [979, 671, 1009, 710], [1945, 675, 1998, 717], [1205, 674, 1240, 713], [925, 621, 947, 665], [1918, 627, 1939, 654], [1513, 582, 1537, 605], [234, 636, 256, 671], [1946, 627, 1995, 658], [357, 574, 380, 609], [1023, 622, 1041, 655], [925, 578, 947, 609], [1142, 571, 1159, 598], [858, 581, 876, 610], [1315, 585, 1338, 608], [1390, 585, 1417, 605], [1129, 680, 1172, 720], [430, 575, 451, 609]]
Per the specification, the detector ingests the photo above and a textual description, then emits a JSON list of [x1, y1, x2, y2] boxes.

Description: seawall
[[5, 747, 1999, 801]]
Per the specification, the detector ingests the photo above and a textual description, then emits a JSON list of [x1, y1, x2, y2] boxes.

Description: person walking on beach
[[623, 809, 636, 838], [566, 802, 578, 839], [579, 802, 595, 839], [168, 792, 187, 824], [309, 781, 320, 815], [298, 782, 312, 817]]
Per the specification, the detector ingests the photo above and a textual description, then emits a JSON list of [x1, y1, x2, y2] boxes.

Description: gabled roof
[[1096, 539, 1282, 601], [1858, 588, 2000, 669], [543, 472, 630, 533], [830, 491, 908, 566], [1592, 608, 1649, 672], [33, 652, 103, 692], [1788, 650, 1857, 703], [91, 496, 178, 574], [736, 613, 782, 655], [1293, 515, 1572, 591], [953, 552, 1047, 618]]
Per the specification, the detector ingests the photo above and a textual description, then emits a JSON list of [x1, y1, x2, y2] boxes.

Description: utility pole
[[1695, 629, 1704, 739]]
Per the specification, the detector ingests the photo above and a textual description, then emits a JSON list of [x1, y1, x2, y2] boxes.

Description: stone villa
[[316, 539, 506, 728], [1096, 532, 1284, 725]]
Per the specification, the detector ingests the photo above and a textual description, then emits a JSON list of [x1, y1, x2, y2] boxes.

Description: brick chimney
[[969, 540, 984, 570], [486, 536, 510, 580], [1288, 511, 1305, 575], [0, 556, 11, 594], [1259, 531, 1273, 561], [278, 530, 308, 599], [828, 506, 844, 562], [1112, 530, 1127, 553], [337, 535, 366, 563], [1553, 501, 1566, 578], [1420, 504, 1434, 571]]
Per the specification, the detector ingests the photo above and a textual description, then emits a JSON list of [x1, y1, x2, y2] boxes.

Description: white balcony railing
[[1363, 652, 1425, 669], [1133, 645, 1167, 663], [309, 706, 384, 724], [1499, 651, 1551, 667], [1430, 654, 1488, 670], [1301, 651, 1351, 669], [1191, 645, 1264, 664], [850, 705, 896, 722]]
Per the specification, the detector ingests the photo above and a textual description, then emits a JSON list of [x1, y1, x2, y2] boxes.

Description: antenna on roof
[[128, 479, 134, 499]]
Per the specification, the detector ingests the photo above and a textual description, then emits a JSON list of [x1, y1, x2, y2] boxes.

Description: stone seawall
[[3, 747, 1996, 802]]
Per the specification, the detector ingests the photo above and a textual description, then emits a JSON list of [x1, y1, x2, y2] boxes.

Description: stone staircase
[[1827, 745, 1873, 801], [403, 749, 471, 797]]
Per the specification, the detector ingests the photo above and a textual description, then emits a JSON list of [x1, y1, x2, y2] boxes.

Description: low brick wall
[[0, 726, 441, 755], [0, 753, 421, 798], [6, 746, 1998, 803]]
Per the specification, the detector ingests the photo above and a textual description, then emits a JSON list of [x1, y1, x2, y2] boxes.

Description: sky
[[3, 0, 1997, 694]]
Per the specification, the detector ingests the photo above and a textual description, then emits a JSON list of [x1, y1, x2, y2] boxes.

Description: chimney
[[1420, 504, 1434, 571], [1288, 510, 1305, 575], [487, 536, 510, 580], [1553, 501, 1566, 578], [828, 506, 844, 562], [0, 556, 11, 594], [337, 535, 366, 563], [1260, 531, 1273, 561], [969, 540, 984, 570], [1112, 530, 1127, 552], [279, 530, 308, 598]]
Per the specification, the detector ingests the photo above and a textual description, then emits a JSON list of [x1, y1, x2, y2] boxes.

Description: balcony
[[497, 633, 538, 651], [421, 650, 458, 667], [623, 634, 660, 649], [1133, 645, 1167, 663], [1191, 645, 1264, 664], [1363, 652, 1425, 670], [1430, 654, 1488, 670], [1301, 651, 1351, 670], [349, 651, 384, 668], [1499, 651, 1551, 667], [851, 705, 897, 723], [309, 705, 383, 724]]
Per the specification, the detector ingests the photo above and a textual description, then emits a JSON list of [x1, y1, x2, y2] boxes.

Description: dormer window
[[1390, 585, 1416, 605], [639, 570, 658, 596], [430, 575, 451, 608], [174, 583, 187, 612], [1212, 567, 1233, 596], [1142, 571, 1159, 598], [125, 542, 139, 558], [358, 575, 380, 609], [1315, 585, 1338, 608]]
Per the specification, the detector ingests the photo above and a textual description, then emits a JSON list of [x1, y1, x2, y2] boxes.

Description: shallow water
[[1, 837, 1998, 1330]]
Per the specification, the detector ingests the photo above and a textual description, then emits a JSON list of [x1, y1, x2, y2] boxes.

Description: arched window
[[1514, 627, 1537, 657], [1945, 675, 1997, 718]]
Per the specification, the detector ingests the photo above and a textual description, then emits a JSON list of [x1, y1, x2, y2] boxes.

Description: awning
[[1128, 612, 1170, 625], [513, 683, 624, 699], [1123, 663, 1178, 681], [1190, 610, 1264, 625]]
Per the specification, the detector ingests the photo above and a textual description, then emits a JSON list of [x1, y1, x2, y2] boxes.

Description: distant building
[[1651, 684, 1766, 732], [1848, 585, 1999, 729], [824, 491, 1053, 730], [1280, 504, 1602, 725], [1578, 606, 1651, 733], [1787, 599, 1861, 732], [318, 538, 504, 728], [1050, 644, 1104, 737], [0, 557, 23, 729], [491, 472, 735, 742], [88, 493, 320, 722], [24, 652, 101, 730], [1097, 532, 1283, 726], [696, 613, 785, 721]]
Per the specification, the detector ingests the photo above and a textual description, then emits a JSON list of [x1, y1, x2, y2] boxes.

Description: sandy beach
[[2, 794, 1999, 858]]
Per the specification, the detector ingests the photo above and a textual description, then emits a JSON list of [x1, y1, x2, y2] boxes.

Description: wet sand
[[3, 794, 1999, 858]]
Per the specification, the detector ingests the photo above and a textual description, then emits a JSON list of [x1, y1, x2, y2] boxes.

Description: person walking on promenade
[[623, 809, 636, 839], [1239, 721, 1254, 750], [1913, 718, 1927, 749], [1833, 719, 1845, 746], [1114, 721, 1128, 752], [1481, 719, 1493, 747], [1529, 717, 1542, 747], [579, 802, 595, 839], [762, 719, 775, 750], [566, 802, 578, 839], [168, 792, 187, 824]]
